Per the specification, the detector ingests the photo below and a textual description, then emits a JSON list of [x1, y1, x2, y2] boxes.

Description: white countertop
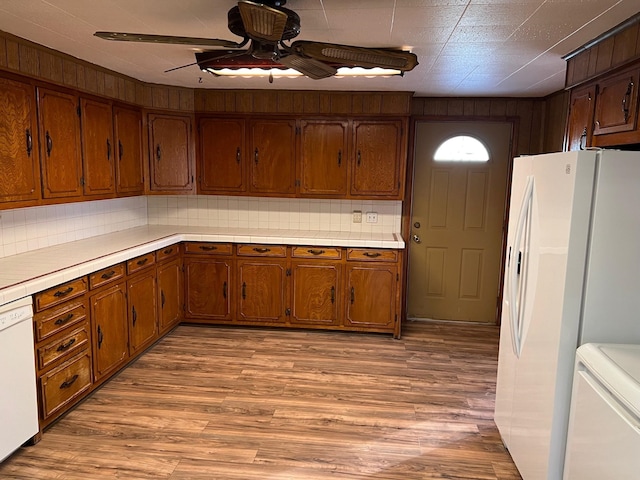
[[0, 226, 405, 306]]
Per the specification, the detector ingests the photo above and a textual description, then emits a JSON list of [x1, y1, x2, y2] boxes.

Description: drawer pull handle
[[106, 138, 111, 160], [53, 287, 74, 297], [199, 245, 218, 251], [308, 249, 325, 255], [331, 286, 335, 304], [337, 150, 342, 166], [350, 286, 355, 304], [236, 146, 241, 164], [156, 144, 162, 161], [357, 150, 361, 166], [363, 252, 381, 258], [136, 258, 149, 266], [254, 147, 259, 164], [54, 313, 74, 326], [223, 281, 227, 299], [60, 375, 79, 390], [132, 306, 137, 326], [101, 270, 116, 280], [118, 140, 124, 159], [253, 247, 271, 253], [161, 290, 166, 308], [242, 282, 247, 300], [57, 338, 76, 352], [163, 248, 173, 255]]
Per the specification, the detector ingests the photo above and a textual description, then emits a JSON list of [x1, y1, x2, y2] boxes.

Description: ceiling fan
[[94, 0, 418, 80]]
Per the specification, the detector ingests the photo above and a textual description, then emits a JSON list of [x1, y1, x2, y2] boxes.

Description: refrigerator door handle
[[509, 175, 535, 358]]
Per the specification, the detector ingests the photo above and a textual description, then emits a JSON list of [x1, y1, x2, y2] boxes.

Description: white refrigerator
[[494, 149, 640, 480]]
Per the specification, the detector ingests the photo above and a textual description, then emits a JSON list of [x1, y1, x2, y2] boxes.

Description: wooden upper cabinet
[[37, 87, 83, 199], [565, 84, 595, 151], [351, 120, 404, 198], [113, 105, 144, 195], [299, 120, 349, 196], [0, 77, 40, 206], [198, 117, 245, 193], [80, 98, 114, 196], [248, 119, 296, 195], [593, 66, 639, 136], [148, 113, 194, 193]]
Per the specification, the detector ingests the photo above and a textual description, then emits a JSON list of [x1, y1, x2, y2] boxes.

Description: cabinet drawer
[[34, 299, 87, 342], [184, 242, 233, 255], [39, 350, 92, 419], [89, 263, 126, 290], [34, 278, 88, 312], [127, 252, 155, 275], [37, 324, 90, 371], [347, 248, 398, 262], [156, 244, 180, 262], [292, 246, 342, 259], [237, 244, 287, 257]]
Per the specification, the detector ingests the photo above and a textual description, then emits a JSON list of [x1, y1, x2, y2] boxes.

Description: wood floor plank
[[0, 321, 521, 479]]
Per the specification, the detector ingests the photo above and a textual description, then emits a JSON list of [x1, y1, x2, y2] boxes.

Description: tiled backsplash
[[147, 196, 402, 233], [0, 197, 148, 259], [0, 196, 402, 259]]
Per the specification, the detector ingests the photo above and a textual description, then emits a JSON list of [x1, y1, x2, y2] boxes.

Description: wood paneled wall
[[411, 94, 568, 155], [0, 30, 194, 111]]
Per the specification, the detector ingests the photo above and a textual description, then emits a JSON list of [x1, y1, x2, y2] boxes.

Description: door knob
[[413, 234, 421, 243]]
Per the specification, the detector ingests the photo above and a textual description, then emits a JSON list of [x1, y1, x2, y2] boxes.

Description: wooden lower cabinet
[[127, 269, 158, 355], [184, 254, 233, 322], [290, 260, 341, 326], [157, 257, 183, 334], [90, 282, 129, 382], [345, 263, 398, 332], [237, 259, 288, 323]]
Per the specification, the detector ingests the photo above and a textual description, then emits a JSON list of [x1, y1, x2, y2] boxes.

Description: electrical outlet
[[353, 210, 362, 223], [366, 212, 378, 223]]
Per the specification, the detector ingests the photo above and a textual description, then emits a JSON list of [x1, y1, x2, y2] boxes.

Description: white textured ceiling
[[0, 0, 638, 97]]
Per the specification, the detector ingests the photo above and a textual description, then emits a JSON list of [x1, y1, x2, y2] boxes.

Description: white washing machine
[[563, 343, 640, 480]]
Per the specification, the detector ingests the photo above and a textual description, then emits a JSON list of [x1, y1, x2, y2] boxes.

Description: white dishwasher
[[563, 343, 640, 480], [0, 296, 39, 462]]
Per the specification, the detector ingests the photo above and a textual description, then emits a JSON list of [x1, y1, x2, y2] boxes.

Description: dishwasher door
[[0, 296, 39, 463], [563, 343, 640, 480]]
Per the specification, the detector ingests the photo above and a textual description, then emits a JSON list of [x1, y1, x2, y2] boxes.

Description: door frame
[[401, 116, 519, 326]]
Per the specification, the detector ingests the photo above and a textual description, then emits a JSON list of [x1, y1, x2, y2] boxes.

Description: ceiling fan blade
[[94, 32, 243, 49], [291, 41, 418, 71], [164, 62, 200, 73], [237, 1, 288, 42], [278, 54, 336, 80]]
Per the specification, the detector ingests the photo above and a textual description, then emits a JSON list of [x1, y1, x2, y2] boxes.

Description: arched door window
[[433, 135, 490, 162]]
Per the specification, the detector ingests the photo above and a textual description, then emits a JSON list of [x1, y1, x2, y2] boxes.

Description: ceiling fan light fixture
[[203, 66, 303, 78]]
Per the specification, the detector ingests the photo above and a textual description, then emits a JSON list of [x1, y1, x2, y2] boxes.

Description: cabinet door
[[345, 263, 397, 330], [90, 283, 128, 381], [0, 77, 40, 205], [148, 113, 194, 192], [37, 88, 83, 198], [249, 119, 296, 195], [199, 117, 245, 193], [593, 67, 639, 136], [184, 257, 233, 321], [157, 258, 183, 334], [299, 120, 349, 196], [114, 106, 144, 194], [237, 259, 288, 323], [291, 260, 341, 326], [128, 270, 158, 355], [351, 120, 404, 198], [565, 84, 595, 151], [80, 98, 114, 196]]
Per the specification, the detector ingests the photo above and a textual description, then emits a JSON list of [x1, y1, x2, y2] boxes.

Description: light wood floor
[[1, 321, 522, 479]]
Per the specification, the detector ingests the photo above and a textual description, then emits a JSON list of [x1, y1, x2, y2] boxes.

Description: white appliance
[[563, 343, 640, 480], [494, 150, 640, 479], [0, 296, 39, 462]]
